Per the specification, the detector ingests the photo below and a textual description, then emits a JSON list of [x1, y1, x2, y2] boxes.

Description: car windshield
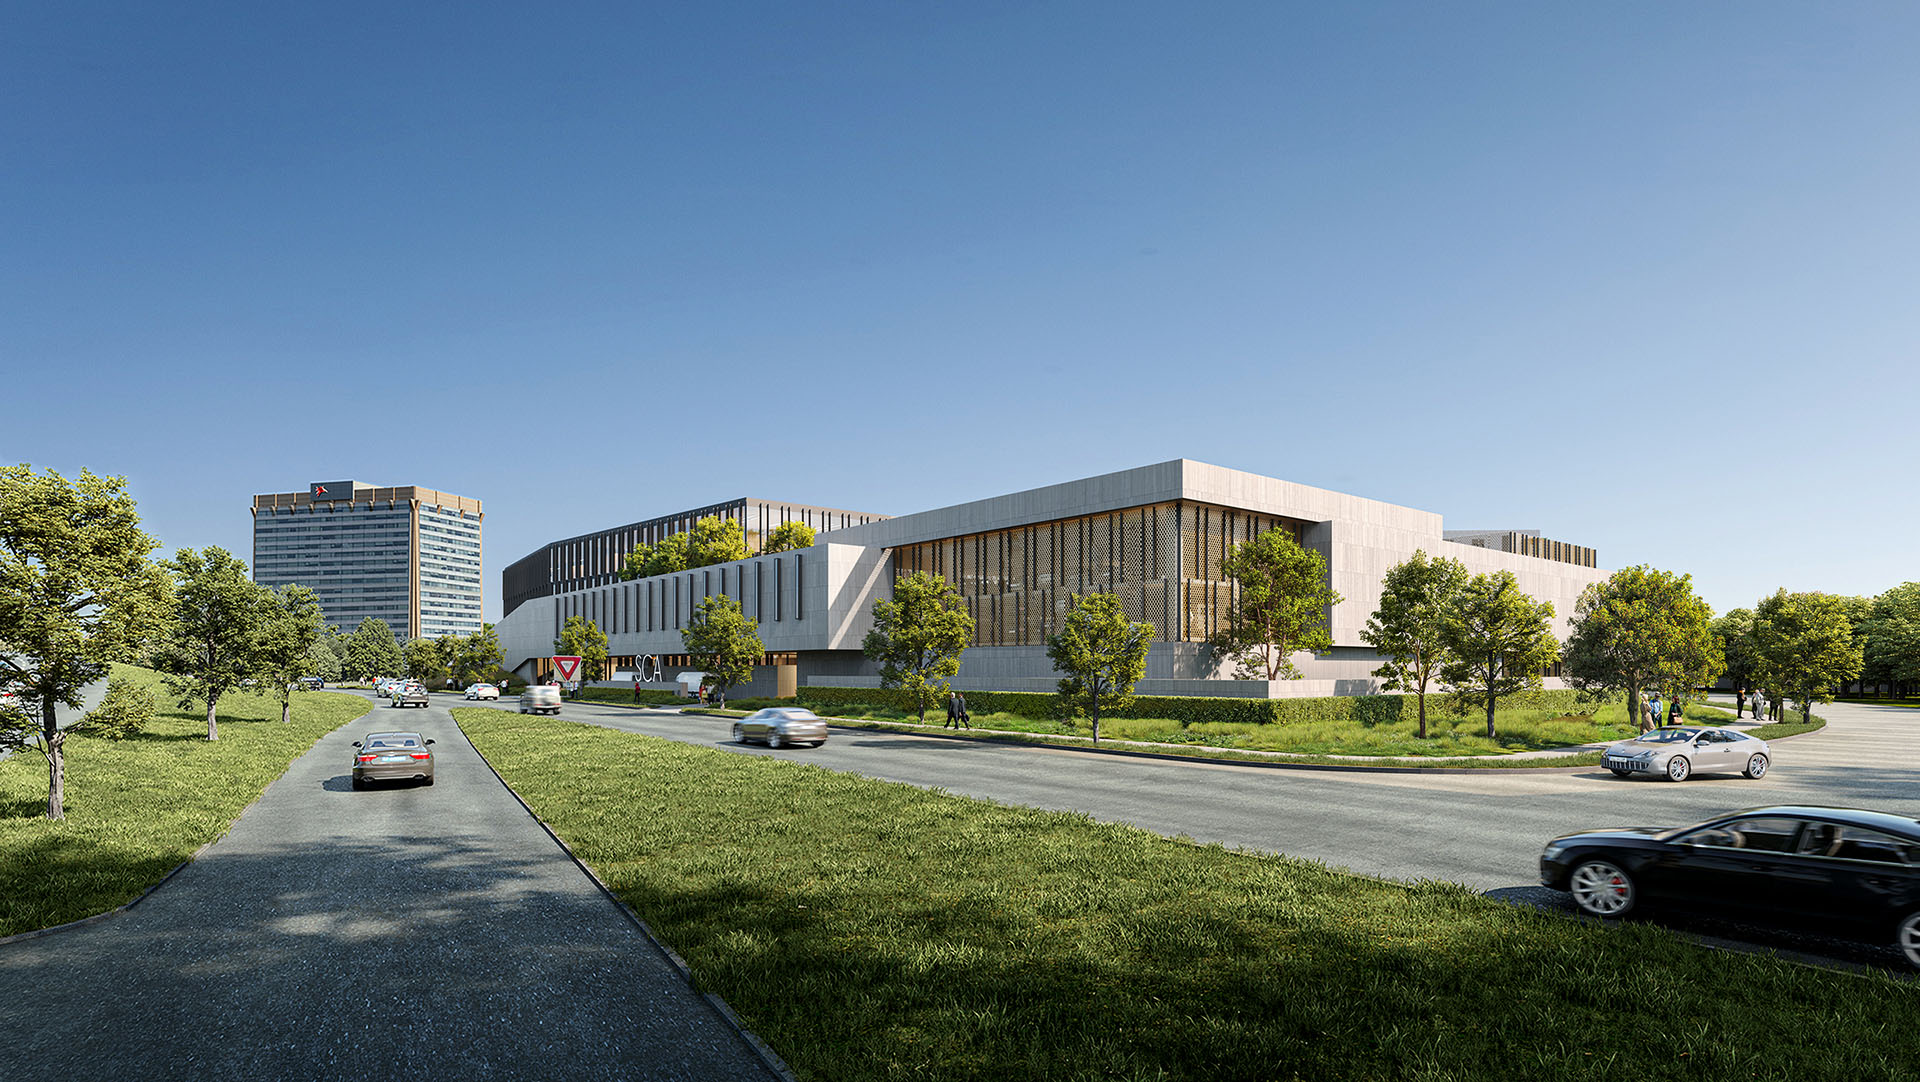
[[365, 735, 421, 749], [1640, 728, 1701, 744]]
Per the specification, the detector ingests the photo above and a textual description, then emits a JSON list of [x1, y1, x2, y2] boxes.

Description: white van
[[518, 685, 562, 716]]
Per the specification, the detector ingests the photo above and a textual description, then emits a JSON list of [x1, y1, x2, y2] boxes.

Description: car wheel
[[1665, 756, 1691, 782], [768, 730, 786, 749], [1896, 912, 1920, 970], [1744, 754, 1769, 779], [1568, 859, 1638, 918], [732, 723, 747, 744], [351, 776, 364, 790]]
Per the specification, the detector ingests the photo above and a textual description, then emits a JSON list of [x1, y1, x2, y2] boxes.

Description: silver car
[[733, 707, 829, 749], [390, 682, 430, 708], [1601, 726, 1772, 782], [518, 685, 562, 715]]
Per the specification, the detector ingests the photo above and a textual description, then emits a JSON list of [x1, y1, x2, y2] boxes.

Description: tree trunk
[[281, 696, 291, 724], [1416, 688, 1427, 740], [1484, 692, 1496, 740], [206, 693, 220, 742], [42, 693, 65, 821], [1091, 693, 1101, 743]]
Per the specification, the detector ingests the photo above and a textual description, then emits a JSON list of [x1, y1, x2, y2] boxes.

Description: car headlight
[[1542, 843, 1569, 863]]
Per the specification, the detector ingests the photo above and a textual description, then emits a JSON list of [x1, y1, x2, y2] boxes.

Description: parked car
[[390, 682, 430, 708], [464, 683, 499, 700], [732, 707, 829, 749], [299, 676, 326, 690], [351, 731, 435, 788], [1541, 805, 1920, 968], [518, 685, 562, 715], [1600, 726, 1771, 782]]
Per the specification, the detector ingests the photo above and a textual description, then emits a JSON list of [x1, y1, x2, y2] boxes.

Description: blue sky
[[5, 2, 1915, 622]]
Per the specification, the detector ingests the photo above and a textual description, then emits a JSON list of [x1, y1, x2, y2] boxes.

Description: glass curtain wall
[[890, 501, 1308, 647]]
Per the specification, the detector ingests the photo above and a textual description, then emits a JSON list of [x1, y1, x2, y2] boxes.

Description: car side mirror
[[352, 741, 361, 747], [425, 739, 435, 745]]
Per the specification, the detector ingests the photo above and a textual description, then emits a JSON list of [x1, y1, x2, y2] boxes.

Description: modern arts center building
[[495, 460, 1606, 696]]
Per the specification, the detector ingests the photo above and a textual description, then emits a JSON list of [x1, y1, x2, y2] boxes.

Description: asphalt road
[[462, 692, 1920, 968], [0, 700, 782, 1082]]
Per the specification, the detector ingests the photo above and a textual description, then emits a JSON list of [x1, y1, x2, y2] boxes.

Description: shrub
[[80, 676, 157, 740]]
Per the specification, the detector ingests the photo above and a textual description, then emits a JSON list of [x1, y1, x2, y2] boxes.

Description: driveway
[[0, 700, 782, 1081]]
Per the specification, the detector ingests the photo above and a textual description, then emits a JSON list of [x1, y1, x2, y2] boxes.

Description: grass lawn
[[713, 699, 1747, 759], [0, 665, 369, 938], [454, 708, 1917, 1082]]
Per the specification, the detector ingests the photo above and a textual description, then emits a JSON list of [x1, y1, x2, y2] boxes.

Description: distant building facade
[[493, 460, 1610, 698], [501, 498, 888, 618], [252, 481, 483, 641]]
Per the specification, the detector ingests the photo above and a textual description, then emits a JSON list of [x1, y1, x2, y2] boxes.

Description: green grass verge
[[0, 664, 370, 938], [1837, 697, 1920, 709], [453, 709, 1920, 1081]]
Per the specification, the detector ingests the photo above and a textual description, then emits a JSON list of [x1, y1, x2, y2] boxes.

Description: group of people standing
[[1736, 687, 1782, 722], [1643, 692, 1685, 731]]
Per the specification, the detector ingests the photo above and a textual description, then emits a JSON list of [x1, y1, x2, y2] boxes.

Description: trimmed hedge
[[797, 685, 1598, 727], [571, 687, 689, 706]]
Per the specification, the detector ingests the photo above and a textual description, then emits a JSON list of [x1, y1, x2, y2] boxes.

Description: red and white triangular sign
[[552, 656, 582, 682]]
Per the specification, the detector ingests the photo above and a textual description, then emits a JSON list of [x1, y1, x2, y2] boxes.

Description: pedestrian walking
[[944, 691, 960, 729], [956, 690, 971, 729]]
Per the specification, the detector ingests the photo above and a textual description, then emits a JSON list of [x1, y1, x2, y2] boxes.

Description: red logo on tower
[[552, 656, 583, 682]]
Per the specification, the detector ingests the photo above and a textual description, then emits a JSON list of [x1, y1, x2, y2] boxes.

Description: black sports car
[[1540, 805, 1920, 969]]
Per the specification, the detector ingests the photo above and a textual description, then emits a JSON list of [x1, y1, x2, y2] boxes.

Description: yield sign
[[552, 656, 583, 682]]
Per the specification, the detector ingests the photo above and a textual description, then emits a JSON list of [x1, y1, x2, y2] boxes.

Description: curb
[[451, 713, 800, 1082]]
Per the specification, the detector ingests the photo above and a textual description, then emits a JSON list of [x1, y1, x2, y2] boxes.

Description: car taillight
[[409, 752, 430, 760], [357, 755, 377, 764]]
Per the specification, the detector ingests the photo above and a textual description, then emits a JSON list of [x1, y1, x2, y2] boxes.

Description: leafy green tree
[[158, 546, 275, 741], [647, 533, 690, 576], [344, 617, 404, 681], [1439, 571, 1558, 740], [681, 595, 765, 698], [761, 520, 816, 554], [0, 466, 173, 818], [1047, 592, 1153, 743], [688, 514, 749, 568], [555, 615, 609, 683], [1360, 550, 1469, 739], [619, 542, 653, 581], [79, 674, 157, 740], [1708, 608, 1759, 703], [1753, 589, 1863, 724], [449, 624, 503, 686], [306, 636, 344, 683], [259, 585, 327, 723], [1861, 583, 1920, 697], [863, 571, 975, 722], [404, 637, 450, 685], [1208, 528, 1341, 680], [1562, 566, 1721, 734]]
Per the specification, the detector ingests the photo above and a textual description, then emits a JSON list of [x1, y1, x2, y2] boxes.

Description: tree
[[158, 546, 275, 741], [1861, 583, 1920, 697], [687, 514, 749, 568], [761, 520, 816, 554], [862, 571, 975, 722], [1208, 528, 1342, 680], [1708, 609, 1759, 701], [619, 542, 653, 581], [259, 584, 327, 723], [449, 624, 502, 687], [555, 615, 609, 683], [681, 595, 765, 698], [1439, 571, 1558, 740], [1753, 589, 1863, 724], [78, 674, 157, 741], [404, 637, 450, 685], [0, 465, 173, 818], [306, 635, 344, 683], [1047, 592, 1153, 743], [344, 617, 404, 681], [1360, 550, 1469, 739], [1562, 566, 1721, 734]]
